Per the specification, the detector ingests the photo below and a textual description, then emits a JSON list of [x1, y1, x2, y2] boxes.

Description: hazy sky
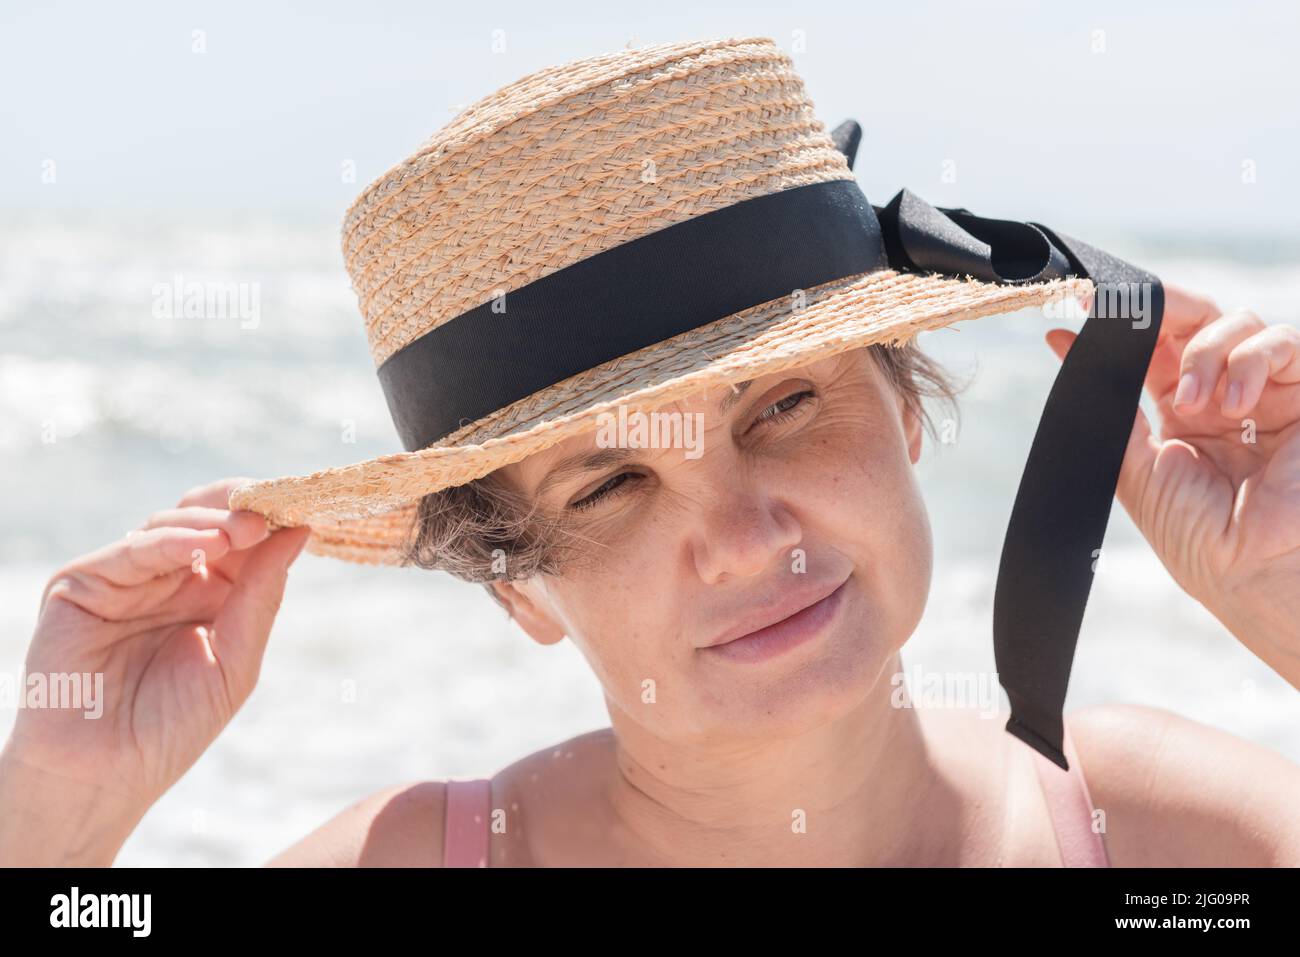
[[3, 0, 1297, 235]]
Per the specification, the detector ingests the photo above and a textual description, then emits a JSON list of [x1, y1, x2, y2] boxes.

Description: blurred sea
[[1, 207, 1297, 865]]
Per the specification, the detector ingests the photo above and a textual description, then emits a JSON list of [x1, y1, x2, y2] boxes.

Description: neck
[[598, 654, 974, 866]]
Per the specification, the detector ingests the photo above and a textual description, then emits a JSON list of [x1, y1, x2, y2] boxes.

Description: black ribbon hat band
[[376, 119, 1164, 771], [378, 178, 890, 453]]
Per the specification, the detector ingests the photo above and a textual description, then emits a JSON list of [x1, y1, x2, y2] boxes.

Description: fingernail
[[1174, 372, 1199, 408], [1223, 380, 1242, 414]]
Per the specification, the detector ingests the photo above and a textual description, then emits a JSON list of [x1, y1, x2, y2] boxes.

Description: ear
[[488, 579, 567, 647], [899, 394, 924, 465]]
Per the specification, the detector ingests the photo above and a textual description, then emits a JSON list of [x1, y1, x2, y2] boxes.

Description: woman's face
[[493, 348, 933, 743]]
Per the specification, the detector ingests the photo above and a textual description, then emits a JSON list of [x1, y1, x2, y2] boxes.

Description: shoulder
[[1067, 702, 1300, 866], [265, 780, 449, 867], [262, 728, 615, 868]]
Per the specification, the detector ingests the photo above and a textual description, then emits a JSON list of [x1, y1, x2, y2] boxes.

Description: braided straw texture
[[342, 36, 853, 366], [227, 35, 1095, 565]]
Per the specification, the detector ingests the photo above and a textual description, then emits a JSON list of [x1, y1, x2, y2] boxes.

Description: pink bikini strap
[[1030, 724, 1111, 867], [442, 778, 492, 867]]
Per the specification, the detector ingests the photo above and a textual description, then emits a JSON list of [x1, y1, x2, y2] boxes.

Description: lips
[[702, 574, 852, 650]]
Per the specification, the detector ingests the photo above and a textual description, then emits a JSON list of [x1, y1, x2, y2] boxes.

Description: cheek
[[791, 413, 934, 627], [794, 407, 920, 520], [541, 560, 681, 702]]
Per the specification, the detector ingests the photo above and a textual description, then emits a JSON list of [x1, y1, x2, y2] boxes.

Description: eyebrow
[[533, 379, 757, 499], [535, 447, 637, 499], [717, 378, 754, 416]]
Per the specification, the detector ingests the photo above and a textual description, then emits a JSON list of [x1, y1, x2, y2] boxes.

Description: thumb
[[1044, 328, 1160, 522], [209, 525, 311, 702]]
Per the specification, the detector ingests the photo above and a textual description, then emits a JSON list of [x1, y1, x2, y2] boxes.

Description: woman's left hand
[[1046, 283, 1300, 688]]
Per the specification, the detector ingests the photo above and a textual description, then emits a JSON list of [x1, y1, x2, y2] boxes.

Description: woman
[[2, 37, 1298, 867]]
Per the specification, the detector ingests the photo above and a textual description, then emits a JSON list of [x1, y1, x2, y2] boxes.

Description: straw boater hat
[[229, 35, 1166, 770]]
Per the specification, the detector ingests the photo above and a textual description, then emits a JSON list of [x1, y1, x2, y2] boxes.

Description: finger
[[1170, 309, 1267, 415], [152, 491, 268, 585], [41, 566, 182, 630], [208, 526, 311, 705], [42, 528, 232, 622], [1141, 285, 1223, 403], [176, 477, 258, 510], [138, 526, 308, 637], [127, 557, 240, 629], [140, 506, 269, 552], [1044, 327, 1076, 362], [1222, 324, 1300, 418], [69, 527, 231, 589], [1157, 283, 1223, 342]]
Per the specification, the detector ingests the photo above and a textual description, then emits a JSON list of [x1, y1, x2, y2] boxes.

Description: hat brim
[[228, 268, 1093, 565]]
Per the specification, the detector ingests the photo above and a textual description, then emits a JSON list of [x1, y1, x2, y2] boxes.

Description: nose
[[689, 479, 803, 585]]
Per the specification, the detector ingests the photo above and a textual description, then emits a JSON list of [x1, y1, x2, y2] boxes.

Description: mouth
[[698, 576, 849, 664]]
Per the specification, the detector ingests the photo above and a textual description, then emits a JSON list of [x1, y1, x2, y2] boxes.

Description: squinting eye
[[564, 390, 814, 511], [753, 389, 815, 426], [569, 471, 639, 511]]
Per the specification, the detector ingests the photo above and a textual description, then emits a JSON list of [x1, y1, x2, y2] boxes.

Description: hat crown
[[340, 36, 854, 367]]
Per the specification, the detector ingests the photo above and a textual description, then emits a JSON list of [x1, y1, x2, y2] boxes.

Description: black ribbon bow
[[834, 120, 1164, 769]]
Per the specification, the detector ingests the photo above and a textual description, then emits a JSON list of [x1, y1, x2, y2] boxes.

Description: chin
[[690, 602, 899, 739]]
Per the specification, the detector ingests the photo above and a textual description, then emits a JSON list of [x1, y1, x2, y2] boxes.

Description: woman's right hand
[[0, 478, 311, 864]]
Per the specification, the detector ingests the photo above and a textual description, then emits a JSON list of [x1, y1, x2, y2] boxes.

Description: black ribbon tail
[[865, 182, 1165, 771], [993, 231, 1163, 770]]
